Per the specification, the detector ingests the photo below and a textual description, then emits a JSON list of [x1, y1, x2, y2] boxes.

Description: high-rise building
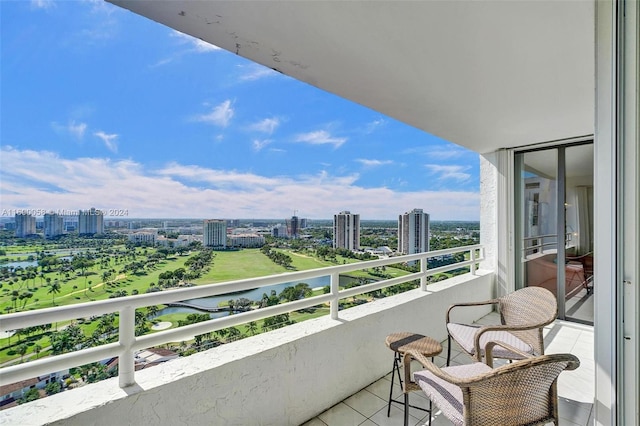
[[333, 211, 360, 250], [78, 208, 104, 235], [226, 219, 240, 228], [271, 224, 288, 238], [44, 213, 64, 239], [203, 219, 227, 248], [398, 208, 430, 255], [286, 215, 300, 239], [15, 214, 36, 237]]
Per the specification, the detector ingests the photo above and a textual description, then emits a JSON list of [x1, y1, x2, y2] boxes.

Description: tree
[[279, 283, 312, 302], [50, 324, 84, 354], [17, 343, 28, 362], [227, 327, 241, 341], [45, 381, 61, 395], [102, 270, 112, 286], [33, 344, 42, 359], [17, 388, 39, 405], [19, 291, 33, 310], [135, 310, 150, 336], [247, 321, 259, 336], [72, 256, 95, 290], [146, 305, 159, 319], [48, 280, 61, 305]]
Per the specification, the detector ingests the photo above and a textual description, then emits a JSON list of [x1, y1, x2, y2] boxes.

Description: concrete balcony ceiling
[[109, 0, 594, 154]]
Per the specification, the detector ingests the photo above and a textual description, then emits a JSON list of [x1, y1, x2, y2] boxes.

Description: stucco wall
[[5, 272, 494, 426]]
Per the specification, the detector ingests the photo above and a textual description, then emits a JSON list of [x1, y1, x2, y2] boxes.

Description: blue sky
[[1, 0, 480, 221]]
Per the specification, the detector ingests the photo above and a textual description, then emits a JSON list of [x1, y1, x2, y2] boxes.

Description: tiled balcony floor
[[303, 313, 594, 426]]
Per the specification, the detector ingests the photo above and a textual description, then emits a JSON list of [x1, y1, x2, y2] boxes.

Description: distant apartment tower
[[286, 216, 300, 239], [203, 219, 227, 249], [271, 224, 288, 238], [228, 233, 265, 248], [15, 214, 36, 237], [226, 219, 240, 228], [128, 232, 157, 245], [44, 213, 64, 238], [78, 208, 104, 235], [333, 211, 360, 250], [398, 208, 430, 255]]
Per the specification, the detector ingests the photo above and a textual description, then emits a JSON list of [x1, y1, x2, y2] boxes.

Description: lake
[[155, 275, 331, 318]]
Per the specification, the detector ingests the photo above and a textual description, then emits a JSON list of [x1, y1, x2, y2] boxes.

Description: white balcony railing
[[0, 245, 482, 389]]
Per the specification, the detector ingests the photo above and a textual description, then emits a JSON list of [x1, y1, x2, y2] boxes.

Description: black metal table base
[[386, 352, 433, 426]]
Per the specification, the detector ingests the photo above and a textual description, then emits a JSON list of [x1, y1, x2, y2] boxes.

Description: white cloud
[[94, 131, 118, 153], [170, 30, 221, 52], [403, 144, 472, 160], [238, 64, 279, 82], [425, 164, 471, 182], [193, 100, 234, 127], [30, 0, 55, 10], [68, 122, 87, 139], [253, 139, 272, 152], [52, 121, 88, 139], [0, 147, 480, 220], [248, 117, 280, 134], [364, 118, 386, 134], [356, 159, 394, 167], [294, 130, 347, 148]]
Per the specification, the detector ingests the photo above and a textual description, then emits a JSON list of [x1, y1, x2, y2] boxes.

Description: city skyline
[[1, 1, 480, 221]]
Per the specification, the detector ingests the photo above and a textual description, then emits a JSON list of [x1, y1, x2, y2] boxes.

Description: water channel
[[156, 275, 332, 319]]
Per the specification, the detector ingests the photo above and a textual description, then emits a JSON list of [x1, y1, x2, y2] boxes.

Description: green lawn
[[194, 249, 289, 283], [1, 254, 192, 313], [1, 245, 413, 365]]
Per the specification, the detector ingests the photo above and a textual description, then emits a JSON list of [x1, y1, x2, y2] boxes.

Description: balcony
[[0, 245, 594, 425], [305, 315, 594, 426]]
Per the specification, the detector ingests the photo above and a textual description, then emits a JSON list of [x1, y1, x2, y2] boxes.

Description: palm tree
[[146, 305, 159, 319], [33, 344, 42, 359], [227, 327, 241, 342], [247, 321, 259, 336], [48, 280, 61, 305], [17, 343, 28, 362]]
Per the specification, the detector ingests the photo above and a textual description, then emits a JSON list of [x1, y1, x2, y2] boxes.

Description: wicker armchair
[[446, 286, 557, 365], [403, 341, 580, 426]]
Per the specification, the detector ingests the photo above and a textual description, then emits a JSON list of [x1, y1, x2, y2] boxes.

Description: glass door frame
[[513, 139, 593, 324]]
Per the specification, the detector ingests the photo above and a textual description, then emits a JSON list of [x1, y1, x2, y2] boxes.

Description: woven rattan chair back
[[499, 287, 558, 355], [462, 353, 579, 425]]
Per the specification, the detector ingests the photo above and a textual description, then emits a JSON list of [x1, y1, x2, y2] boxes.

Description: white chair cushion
[[414, 362, 492, 426], [447, 323, 534, 359]]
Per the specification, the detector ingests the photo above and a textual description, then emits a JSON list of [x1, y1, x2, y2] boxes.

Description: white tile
[[368, 403, 420, 426], [559, 397, 592, 425], [413, 409, 452, 426], [343, 390, 387, 418], [366, 377, 401, 401], [404, 391, 433, 420], [318, 402, 368, 426]]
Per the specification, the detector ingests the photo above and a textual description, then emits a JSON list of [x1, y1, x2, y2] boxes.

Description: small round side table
[[385, 332, 443, 421]]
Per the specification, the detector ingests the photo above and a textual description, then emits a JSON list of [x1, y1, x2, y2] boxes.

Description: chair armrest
[[446, 299, 499, 324], [404, 350, 496, 387], [403, 350, 464, 388], [472, 323, 547, 360], [484, 340, 533, 367]]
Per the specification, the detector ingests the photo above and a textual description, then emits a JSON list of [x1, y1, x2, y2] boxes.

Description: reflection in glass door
[[515, 143, 593, 324]]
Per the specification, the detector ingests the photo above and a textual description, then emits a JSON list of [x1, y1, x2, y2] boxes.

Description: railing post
[[330, 272, 339, 320], [470, 248, 477, 275], [118, 305, 136, 388], [420, 255, 428, 291]]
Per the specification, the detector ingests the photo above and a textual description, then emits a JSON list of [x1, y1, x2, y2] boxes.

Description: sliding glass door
[[515, 142, 593, 324]]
